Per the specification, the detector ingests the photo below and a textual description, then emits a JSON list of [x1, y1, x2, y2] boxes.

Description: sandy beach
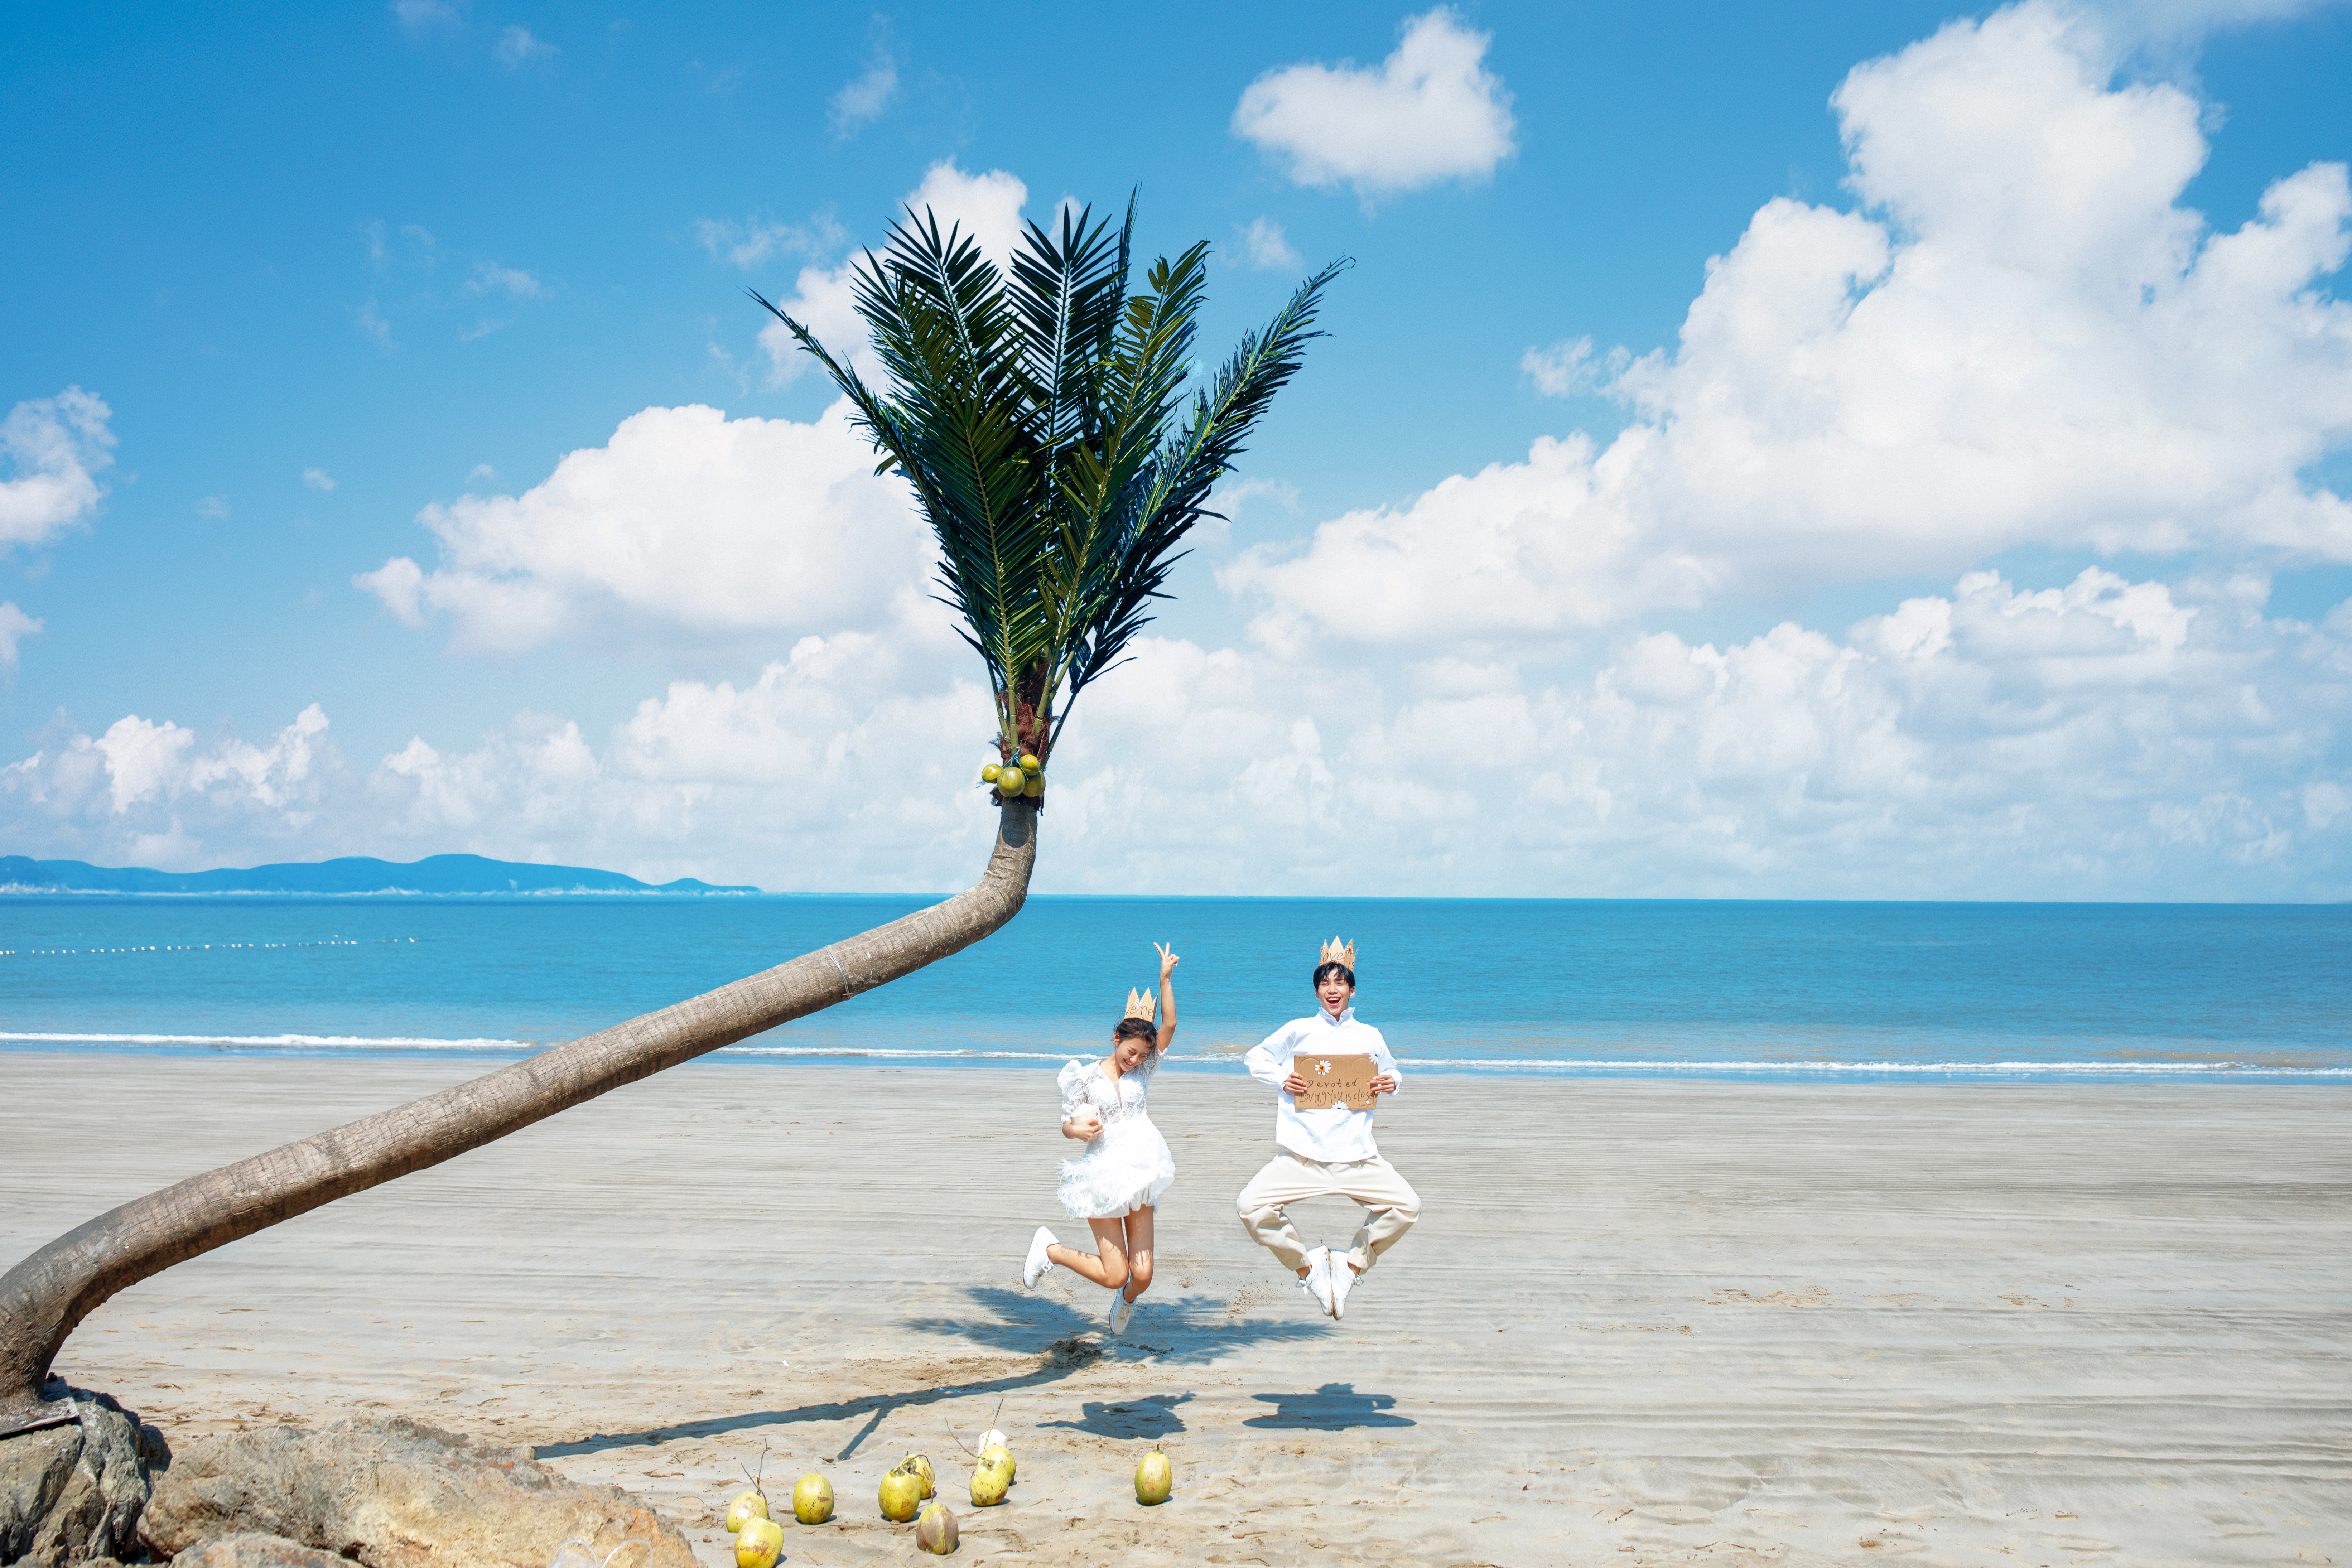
[[3, 1050, 2347, 1567]]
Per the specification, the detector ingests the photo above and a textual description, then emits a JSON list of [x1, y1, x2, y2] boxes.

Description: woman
[[1020, 941, 1179, 1335]]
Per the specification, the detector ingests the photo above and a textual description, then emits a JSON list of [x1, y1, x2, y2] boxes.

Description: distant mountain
[[0, 853, 760, 895]]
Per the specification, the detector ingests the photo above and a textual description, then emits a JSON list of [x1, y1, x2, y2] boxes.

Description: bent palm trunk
[[0, 800, 1037, 1437]]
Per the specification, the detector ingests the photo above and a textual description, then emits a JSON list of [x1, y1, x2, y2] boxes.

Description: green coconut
[[1134, 1445, 1173, 1506]]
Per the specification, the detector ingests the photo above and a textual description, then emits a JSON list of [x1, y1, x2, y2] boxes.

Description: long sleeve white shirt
[[1242, 1006, 1401, 1164]]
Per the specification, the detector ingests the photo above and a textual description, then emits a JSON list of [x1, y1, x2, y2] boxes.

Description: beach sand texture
[[3, 1052, 2347, 1567]]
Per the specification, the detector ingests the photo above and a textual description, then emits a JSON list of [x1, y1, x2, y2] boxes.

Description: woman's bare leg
[[1046, 1218, 1130, 1290], [1118, 1206, 1156, 1303]]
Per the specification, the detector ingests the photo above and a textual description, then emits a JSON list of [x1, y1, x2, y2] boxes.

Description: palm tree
[[0, 201, 1343, 1437]]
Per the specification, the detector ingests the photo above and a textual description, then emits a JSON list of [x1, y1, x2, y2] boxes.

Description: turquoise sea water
[[2, 895, 2347, 1081]]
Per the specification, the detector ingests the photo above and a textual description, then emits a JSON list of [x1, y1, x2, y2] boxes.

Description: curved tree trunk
[[0, 800, 1037, 1437]]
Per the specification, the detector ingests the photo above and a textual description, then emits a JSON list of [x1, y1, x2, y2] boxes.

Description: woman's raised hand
[[1156, 942, 1180, 978]]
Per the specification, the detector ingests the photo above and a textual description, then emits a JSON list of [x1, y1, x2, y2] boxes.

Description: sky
[[4, 0, 2350, 899]]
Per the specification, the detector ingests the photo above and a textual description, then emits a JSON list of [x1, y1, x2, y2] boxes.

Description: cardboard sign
[[1292, 1053, 1377, 1112]]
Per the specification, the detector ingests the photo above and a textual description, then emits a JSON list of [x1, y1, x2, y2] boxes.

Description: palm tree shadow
[[1243, 1383, 1415, 1430], [902, 1285, 1332, 1363]]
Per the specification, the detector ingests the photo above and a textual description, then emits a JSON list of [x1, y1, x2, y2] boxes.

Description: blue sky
[[4, 1, 2350, 897]]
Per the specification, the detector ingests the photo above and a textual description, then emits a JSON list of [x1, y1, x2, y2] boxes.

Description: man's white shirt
[[1243, 1006, 1401, 1164]]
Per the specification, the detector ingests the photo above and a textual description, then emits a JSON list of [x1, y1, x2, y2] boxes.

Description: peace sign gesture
[[1156, 942, 1180, 978]]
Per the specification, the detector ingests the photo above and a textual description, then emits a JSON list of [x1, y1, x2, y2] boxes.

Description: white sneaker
[[1022, 1226, 1056, 1289], [1329, 1255, 1358, 1319], [1109, 1291, 1136, 1335], [1300, 1247, 1336, 1316]]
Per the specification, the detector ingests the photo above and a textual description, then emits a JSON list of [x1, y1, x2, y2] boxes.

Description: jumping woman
[[1020, 941, 1180, 1335]]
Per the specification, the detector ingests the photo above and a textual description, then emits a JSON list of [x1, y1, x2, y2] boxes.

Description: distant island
[[0, 853, 760, 896]]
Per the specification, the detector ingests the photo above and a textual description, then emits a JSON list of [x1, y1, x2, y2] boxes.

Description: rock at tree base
[[168, 1536, 347, 1568], [141, 1415, 693, 1568], [0, 1387, 163, 1565]]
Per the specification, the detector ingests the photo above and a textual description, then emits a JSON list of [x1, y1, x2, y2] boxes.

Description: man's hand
[[1370, 1073, 1398, 1095], [1282, 1072, 1308, 1096]]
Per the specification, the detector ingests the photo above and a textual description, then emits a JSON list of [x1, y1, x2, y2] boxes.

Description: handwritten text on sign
[[1291, 1053, 1377, 1112]]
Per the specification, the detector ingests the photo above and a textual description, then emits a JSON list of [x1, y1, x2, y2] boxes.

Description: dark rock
[[167, 1535, 348, 1568], [141, 1417, 692, 1568], [0, 1388, 155, 1565]]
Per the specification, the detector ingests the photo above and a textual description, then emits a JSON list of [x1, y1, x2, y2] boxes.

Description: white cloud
[[0, 602, 40, 669], [1238, 217, 1300, 270], [828, 23, 898, 139], [391, 0, 458, 32], [1232, 8, 1517, 199], [897, 160, 1031, 271], [1, 387, 114, 549], [356, 399, 934, 655], [357, 298, 394, 349], [1229, 0, 2352, 649], [466, 262, 541, 297], [494, 24, 555, 66], [696, 211, 847, 270], [196, 495, 231, 521], [24, 564, 2345, 895], [757, 160, 1029, 386], [303, 467, 336, 492], [1520, 336, 1602, 396]]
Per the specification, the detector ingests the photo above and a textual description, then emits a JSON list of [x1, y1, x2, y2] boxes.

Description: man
[[1236, 938, 1418, 1318]]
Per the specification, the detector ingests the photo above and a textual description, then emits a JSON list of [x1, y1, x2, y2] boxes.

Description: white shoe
[[1329, 1255, 1358, 1319], [1300, 1247, 1336, 1316], [1108, 1291, 1136, 1335], [1022, 1226, 1056, 1289]]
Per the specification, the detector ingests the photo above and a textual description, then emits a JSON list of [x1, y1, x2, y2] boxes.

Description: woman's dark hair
[[1312, 961, 1356, 989], [1112, 1017, 1158, 1045]]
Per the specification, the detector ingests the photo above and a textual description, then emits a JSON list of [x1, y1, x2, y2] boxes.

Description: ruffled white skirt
[[1057, 1116, 1176, 1219]]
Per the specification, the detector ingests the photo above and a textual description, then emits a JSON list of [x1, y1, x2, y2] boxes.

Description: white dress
[[1056, 1055, 1176, 1219]]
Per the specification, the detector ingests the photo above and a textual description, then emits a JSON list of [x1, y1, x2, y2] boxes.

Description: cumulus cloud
[[356, 399, 933, 655], [696, 211, 847, 270], [0, 602, 40, 669], [466, 262, 541, 297], [1520, 336, 1602, 396], [390, 0, 458, 33], [1237, 217, 1300, 270], [22, 563, 2344, 894], [828, 20, 898, 139], [1, 387, 114, 549], [1228, 0, 2352, 648], [1232, 8, 1517, 199], [3, 705, 335, 869], [757, 160, 1030, 386], [494, 24, 555, 66]]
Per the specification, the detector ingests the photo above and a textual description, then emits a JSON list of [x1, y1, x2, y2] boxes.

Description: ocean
[[1, 894, 2347, 1082]]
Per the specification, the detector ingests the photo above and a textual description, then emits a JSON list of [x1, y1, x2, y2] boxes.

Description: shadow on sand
[[535, 1286, 1327, 1466], [902, 1284, 1332, 1364], [1243, 1383, 1414, 1430], [1039, 1391, 1195, 1439]]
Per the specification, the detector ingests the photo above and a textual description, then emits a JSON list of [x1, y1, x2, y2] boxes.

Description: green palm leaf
[[756, 197, 1345, 779]]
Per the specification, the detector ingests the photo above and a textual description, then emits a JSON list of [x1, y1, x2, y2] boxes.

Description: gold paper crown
[[1318, 936, 1356, 970], [1124, 987, 1157, 1023]]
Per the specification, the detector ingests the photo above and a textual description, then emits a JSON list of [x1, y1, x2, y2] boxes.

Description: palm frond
[[757, 198, 1347, 770]]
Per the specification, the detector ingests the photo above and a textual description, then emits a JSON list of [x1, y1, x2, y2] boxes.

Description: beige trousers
[[1236, 1152, 1420, 1277]]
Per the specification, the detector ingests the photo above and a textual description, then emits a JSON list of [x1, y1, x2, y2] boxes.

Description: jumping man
[[1235, 939, 1419, 1318]]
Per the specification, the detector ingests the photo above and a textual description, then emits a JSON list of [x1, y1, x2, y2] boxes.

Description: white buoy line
[[0, 937, 421, 958]]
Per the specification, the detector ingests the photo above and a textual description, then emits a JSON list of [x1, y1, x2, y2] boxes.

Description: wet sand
[[3, 1051, 2347, 1567]]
